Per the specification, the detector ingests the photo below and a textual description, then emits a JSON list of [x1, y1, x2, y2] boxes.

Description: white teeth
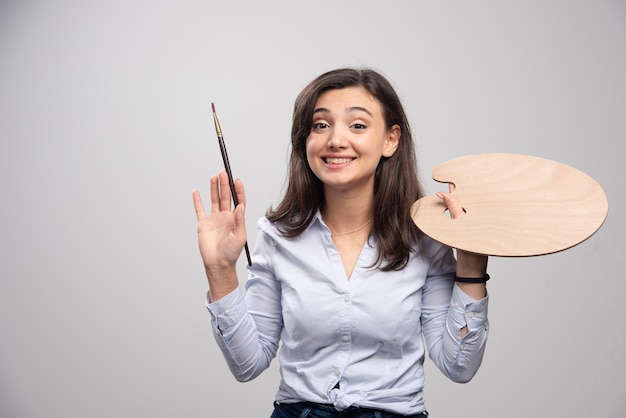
[[325, 157, 353, 164]]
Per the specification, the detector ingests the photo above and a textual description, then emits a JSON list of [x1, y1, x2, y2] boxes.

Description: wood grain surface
[[411, 153, 608, 257]]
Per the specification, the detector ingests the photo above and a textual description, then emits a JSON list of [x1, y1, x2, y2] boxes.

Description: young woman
[[193, 68, 490, 417]]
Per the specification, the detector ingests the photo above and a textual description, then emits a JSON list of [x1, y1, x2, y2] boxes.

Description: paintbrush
[[211, 102, 252, 266]]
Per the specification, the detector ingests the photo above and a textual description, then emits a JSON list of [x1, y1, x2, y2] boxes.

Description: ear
[[382, 124, 401, 157]]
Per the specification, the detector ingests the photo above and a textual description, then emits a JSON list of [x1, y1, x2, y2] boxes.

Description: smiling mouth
[[324, 157, 354, 164]]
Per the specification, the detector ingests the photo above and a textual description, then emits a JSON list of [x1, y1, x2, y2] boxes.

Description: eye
[[312, 122, 329, 130], [351, 123, 367, 130]]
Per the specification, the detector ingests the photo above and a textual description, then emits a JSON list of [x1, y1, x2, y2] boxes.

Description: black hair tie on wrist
[[454, 273, 490, 283]]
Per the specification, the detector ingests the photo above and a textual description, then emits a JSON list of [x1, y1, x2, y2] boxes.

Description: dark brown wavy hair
[[266, 67, 423, 271]]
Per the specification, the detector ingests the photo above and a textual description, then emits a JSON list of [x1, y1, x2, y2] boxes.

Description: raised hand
[[193, 170, 246, 300]]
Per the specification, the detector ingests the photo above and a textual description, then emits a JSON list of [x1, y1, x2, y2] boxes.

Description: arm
[[420, 247, 489, 384], [205, 229, 282, 381], [193, 175, 281, 380], [421, 190, 489, 383], [206, 277, 281, 382]]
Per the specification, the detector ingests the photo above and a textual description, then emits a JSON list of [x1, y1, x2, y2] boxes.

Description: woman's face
[[305, 87, 400, 194]]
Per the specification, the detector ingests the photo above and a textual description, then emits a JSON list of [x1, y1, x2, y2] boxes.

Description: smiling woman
[[1, 1, 623, 417], [269, 69, 423, 270], [192, 67, 490, 417], [305, 87, 400, 198], [304, 87, 402, 278]]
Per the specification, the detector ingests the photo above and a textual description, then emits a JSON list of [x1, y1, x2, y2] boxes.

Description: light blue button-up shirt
[[207, 212, 489, 415]]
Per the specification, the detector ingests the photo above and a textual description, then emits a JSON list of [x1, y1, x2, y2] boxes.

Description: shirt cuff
[[205, 287, 247, 332], [450, 284, 489, 333]]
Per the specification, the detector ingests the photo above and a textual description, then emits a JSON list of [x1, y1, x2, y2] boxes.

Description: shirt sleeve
[[205, 222, 283, 382], [420, 240, 489, 383]]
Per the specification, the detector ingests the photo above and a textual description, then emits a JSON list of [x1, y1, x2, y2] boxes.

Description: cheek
[[304, 136, 320, 164], [304, 140, 312, 164]]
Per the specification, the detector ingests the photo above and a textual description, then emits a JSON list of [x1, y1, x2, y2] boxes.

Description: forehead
[[314, 87, 382, 115]]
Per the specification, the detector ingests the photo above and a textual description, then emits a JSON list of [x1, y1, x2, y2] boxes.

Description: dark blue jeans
[[270, 402, 428, 418]]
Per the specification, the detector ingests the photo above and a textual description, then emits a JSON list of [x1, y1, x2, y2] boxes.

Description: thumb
[[233, 203, 247, 238], [436, 191, 466, 219]]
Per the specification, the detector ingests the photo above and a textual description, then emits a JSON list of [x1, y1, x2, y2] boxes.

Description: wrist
[[205, 265, 239, 302], [455, 250, 488, 278]]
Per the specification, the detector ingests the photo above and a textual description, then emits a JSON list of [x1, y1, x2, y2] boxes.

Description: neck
[[322, 188, 375, 234]]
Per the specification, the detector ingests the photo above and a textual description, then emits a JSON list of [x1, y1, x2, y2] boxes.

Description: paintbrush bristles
[[211, 102, 223, 137]]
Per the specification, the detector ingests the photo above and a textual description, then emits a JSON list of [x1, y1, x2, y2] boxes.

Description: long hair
[[266, 67, 423, 270]]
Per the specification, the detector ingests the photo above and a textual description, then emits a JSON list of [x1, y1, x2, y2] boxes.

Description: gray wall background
[[1, 1, 625, 417]]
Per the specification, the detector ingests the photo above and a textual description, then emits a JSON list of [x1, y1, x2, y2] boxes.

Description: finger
[[192, 189, 206, 220], [448, 182, 456, 193], [209, 175, 220, 214], [436, 191, 465, 219], [218, 170, 232, 211], [234, 178, 246, 209]]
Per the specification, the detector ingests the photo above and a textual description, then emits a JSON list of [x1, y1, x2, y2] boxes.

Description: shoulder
[[413, 231, 455, 267], [257, 216, 275, 232], [414, 230, 446, 253], [256, 216, 281, 241], [251, 216, 321, 273], [258, 213, 321, 239]]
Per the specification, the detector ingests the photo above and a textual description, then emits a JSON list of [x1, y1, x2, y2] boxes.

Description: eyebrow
[[312, 106, 374, 117]]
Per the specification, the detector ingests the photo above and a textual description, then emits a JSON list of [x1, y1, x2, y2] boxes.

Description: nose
[[326, 127, 347, 149]]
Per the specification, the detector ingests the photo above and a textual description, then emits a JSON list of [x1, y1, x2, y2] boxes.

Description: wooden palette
[[411, 153, 608, 257]]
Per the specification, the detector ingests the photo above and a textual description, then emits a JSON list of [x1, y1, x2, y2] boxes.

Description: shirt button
[[334, 370, 340, 376], [342, 335, 349, 342], [344, 294, 350, 302], [459, 344, 466, 351], [224, 309, 231, 316], [467, 311, 474, 318]]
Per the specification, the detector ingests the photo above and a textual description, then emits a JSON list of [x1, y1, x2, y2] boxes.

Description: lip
[[322, 155, 356, 167]]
